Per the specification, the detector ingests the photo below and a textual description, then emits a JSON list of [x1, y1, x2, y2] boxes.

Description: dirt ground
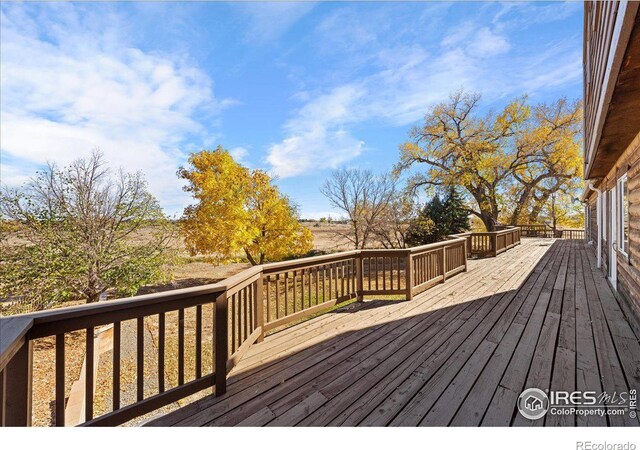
[[10, 221, 356, 426]]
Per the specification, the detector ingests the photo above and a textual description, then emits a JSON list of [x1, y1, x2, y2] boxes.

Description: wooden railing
[[519, 224, 550, 237], [518, 224, 585, 240], [0, 238, 472, 427], [558, 229, 585, 240], [448, 226, 521, 258]]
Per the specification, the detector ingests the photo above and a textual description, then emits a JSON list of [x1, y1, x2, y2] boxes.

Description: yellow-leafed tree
[[396, 90, 583, 231], [179, 147, 313, 265]]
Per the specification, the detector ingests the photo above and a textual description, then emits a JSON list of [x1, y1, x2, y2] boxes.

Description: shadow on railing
[[0, 231, 508, 427]]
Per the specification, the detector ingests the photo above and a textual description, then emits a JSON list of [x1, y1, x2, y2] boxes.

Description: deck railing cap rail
[[0, 316, 34, 371], [13, 281, 227, 328], [261, 250, 361, 274], [408, 237, 466, 254]]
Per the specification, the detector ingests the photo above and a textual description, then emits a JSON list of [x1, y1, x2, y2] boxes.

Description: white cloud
[[230, 146, 249, 164], [266, 85, 366, 177], [0, 4, 231, 214], [234, 2, 317, 44], [266, 6, 580, 178], [467, 28, 511, 57], [267, 124, 364, 178]]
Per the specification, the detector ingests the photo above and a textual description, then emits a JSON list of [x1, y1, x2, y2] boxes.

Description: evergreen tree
[[405, 188, 470, 246]]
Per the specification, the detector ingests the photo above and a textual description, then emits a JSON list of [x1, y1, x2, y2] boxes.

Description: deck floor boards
[[147, 239, 640, 427]]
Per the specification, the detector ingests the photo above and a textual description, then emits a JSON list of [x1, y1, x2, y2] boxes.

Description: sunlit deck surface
[[148, 239, 640, 427]]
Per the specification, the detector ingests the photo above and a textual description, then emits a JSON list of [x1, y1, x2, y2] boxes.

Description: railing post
[[405, 250, 413, 301], [256, 275, 265, 343], [214, 293, 228, 396], [442, 246, 447, 282], [492, 234, 498, 257], [463, 240, 468, 272], [2, 341, 33, 426], [355, 254, 364, 302]]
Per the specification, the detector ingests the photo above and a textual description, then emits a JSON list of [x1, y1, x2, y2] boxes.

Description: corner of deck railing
[[0, 316, 35, 426]]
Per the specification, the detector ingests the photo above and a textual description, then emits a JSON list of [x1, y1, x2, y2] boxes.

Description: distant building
[[583, 1, 640, 335]]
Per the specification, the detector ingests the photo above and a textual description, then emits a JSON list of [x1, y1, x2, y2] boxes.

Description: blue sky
[[0, 1, 583, 218]]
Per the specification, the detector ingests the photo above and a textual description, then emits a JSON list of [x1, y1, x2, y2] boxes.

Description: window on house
[[618, 175, 629, 256]]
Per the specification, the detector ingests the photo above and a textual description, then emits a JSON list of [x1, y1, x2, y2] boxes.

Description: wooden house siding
[[584, 132, 640, 337]]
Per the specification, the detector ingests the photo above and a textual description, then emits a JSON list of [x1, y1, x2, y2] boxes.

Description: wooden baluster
[[366, 258, 371, 291], [243, 288, 249, 342], [307, 268, 312, 308], [351, 259, 356, 294], [302, 269, 307, 309], [315, 267, 320, 305], [231, 294, 236, 354], [395, 256, 400, 290], [239, 291, 244, 353], [389, 257, 394, 291], [374, 257, 379, 291], [322, 266, 326, 302], [356, 256, 363, 301], [248, 284, 254, 333], [275, 275, 280, 320], [382, 257, 387, 291], [137, 317, 144, 401], [178, 309, 185, 386], [328, 265, 333, 300], [284, 273, 289, 316], [55, 334, 65, 427], [157, 315, 164, 394], [340, 262, 345, 298], [195, 305, 202, 379], [292, 271, 297, 313], [265, 276, 271, 324], [85, 327, 94, 422], [256, 279, 264, 342], [113, 321, 121, 408]]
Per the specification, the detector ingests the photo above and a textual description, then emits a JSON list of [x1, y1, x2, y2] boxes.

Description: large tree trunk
[[480, 213, 497, 232], [510, 185, 534, 225], [85, 268, 101, 303], [528, 191, 551, 223], [244, 248, 258, 266], [470, 188, 499, 231]]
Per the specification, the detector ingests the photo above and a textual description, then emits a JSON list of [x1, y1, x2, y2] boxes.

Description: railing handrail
[[262, 250, 361, 274], [408, 237, 466, 254]]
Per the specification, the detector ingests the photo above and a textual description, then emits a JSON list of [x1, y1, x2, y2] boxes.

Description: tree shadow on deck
[[145, 241, 639, 428]]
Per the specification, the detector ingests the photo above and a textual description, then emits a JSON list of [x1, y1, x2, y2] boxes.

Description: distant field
[[140, 221, 354, 295], [1, 221, 355, 301]]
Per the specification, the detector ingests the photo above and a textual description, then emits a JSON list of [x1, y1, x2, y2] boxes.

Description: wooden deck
[[148, 239, 640, 427]]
